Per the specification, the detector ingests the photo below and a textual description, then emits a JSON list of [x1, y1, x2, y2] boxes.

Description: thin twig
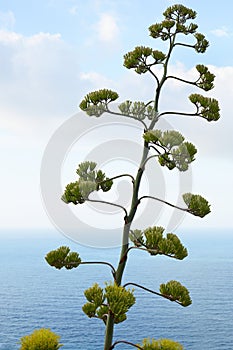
[[166, 75, 197, 86], [140, 154, 159, 170], [129, 230, 148, 249], [80, 261, 116, 277], [86, 199, 128, 218], [174, 42, 195, 49], [149, 145, 162, 154], [138, 195, 188, 212], [148, 67, 160, 85], [123, 282, 184, 306], [127, 246, 184, 260], [62, 260, 116, 279], [158, 111, 198, 119], [97, 173, 135, 185], [123, 282, 162, 297], [106, 108, 148, 130], [109, 340, 143, 350]]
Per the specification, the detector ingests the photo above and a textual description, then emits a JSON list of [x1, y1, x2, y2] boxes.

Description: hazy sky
[[1, 0, 233, 237]]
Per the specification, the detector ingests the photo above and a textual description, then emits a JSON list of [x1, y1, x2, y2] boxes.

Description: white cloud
[[211, 26, 232, 37], [0, 23, 232, 230], [80, 71, 115, 89], [0, 28, 80, 230], [69, 5, 79, 15], [0, 29, 80, 121], [0, 10, 15, 30], [96, 13, 119, 42], [0, 29, 21, 43]]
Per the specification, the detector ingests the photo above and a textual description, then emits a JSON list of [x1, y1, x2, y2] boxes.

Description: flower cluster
[[82, 282, 135, 324], [45, 246, 81, 270], [160, 280, 192, 307], [123, 46, 166, 74], [130, 226, 188, 260], [183, 193, 211, 217], [138, 337, 183, 350], [143, 129, 197, 171], [79, 89, 119, 117], [189, 93, 220, 121], [118, 100, 157, 121], [61, 161, 113, 205]]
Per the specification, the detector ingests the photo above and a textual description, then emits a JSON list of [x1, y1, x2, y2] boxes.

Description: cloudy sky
[[1, 0, 233, 238]]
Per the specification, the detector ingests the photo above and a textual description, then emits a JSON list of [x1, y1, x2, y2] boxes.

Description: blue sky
[[1, 0, 233, 236]]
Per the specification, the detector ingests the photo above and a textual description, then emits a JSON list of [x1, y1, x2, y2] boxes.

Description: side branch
[[106, 108, 148, 130], [124, 282, 163, 298], [138, 195, 188, 212], [109, 340, 143, 350], [123, 282, 185, 307], [140, 154, 159, 170], [158, 109, 198, 119], [166, 75, 197, 86], [148, 67, 160, 85], [127, 246, 184, 260], [86, 199, 128, 218], [99, 173, 135, 185], [174, 42, 195, 49], [80, 261, 116, 278]]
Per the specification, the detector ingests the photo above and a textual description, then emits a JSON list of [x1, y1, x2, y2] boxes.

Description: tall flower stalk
[[46, 4, 220, 349]]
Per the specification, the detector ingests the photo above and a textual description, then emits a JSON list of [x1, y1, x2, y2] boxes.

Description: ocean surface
[[0, 229, 233, 350]]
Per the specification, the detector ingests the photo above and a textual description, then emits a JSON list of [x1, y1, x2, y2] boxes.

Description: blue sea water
[[0, 229, 233, 350]]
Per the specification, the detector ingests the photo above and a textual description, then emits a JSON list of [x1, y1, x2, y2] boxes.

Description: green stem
[[104, 313, 115, 350], [103, 144, 150, 350], [104, 26, 177, 350], [152, 34, 176, 116]]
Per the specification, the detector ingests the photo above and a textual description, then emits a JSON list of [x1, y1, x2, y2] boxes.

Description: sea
[[0, 229, 232, 350]]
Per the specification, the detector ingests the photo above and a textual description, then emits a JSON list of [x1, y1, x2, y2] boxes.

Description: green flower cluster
[[129, 226, 188, 260], [118, 100, 157, 121], [194, 33, 209, 53], [163, 4, 197, 23], [183, 193, 211, 217], [148, 4, 209, 53], [123, 46, 166, 74], [62, 162, 113, 205], [143, 129, 197, 171], [139, 337, 183, 350], [19, 328, 63, 350], [189, 93, 220, 121], [45, 246, 81, 270], [160, 280, 192, 307], [82, 282, 135, 324], [79, 89, 119, 117], [196, 64, 215, 91]]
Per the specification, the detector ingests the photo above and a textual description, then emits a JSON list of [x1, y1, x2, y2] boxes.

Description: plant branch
[[129, 230, 148, 249], [86, 199, 128, 218], [140, 154, 159, 170], [148, 67, 160, 85], [166, 75, 197, 86], [138, 195, 188, 212], [106, 108, 148, 130], [149, 145, 162, 154], [80, 261, 116, 278], [174, 42, 195, 49], [123, 282, 185, 306], [124, 282, 163, 297], [99, 173, 135, 185], [158, 110, 198, 119], [127, 246, 183, 260], [109, 340, 143, 350]]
